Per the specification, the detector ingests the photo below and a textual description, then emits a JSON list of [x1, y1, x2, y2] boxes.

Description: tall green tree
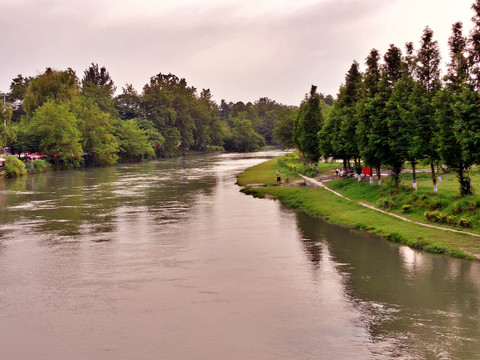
[[113, 119, 155, 161], [356, 49, 384, 184], [142, 73, 196, 154], [223, 112, 265, 152], [337, 62, 362, 167], [469, 0, 480, 89], [383, 44, 407, 186], [81, 63, 117, 116], [23, 68, 80, 117], [413, 27, 442, 194], [190, 89, 224, 150], [437, 22, 473, 196], [69, 96, 119, 166], [294, 85, 323, 166], [29, 100, 83, 165], [115, 84, 144, 120], [273, 107, 297, 148]]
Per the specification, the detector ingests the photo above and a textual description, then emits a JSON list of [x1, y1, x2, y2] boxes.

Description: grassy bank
[[238, 157, 480, 260], [327, 171, 480, 233]]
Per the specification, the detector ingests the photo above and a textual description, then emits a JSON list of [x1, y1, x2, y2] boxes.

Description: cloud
[[0, 0, 475, 105]]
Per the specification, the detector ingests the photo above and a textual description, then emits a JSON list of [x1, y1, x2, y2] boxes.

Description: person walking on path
[[276, 170, 281, 184]]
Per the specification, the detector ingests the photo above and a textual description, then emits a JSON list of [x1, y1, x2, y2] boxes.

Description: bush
[[387, 232, 405, 243], [402, 204, 412, 213], [30, 159, 50, 174], [4, 155, 27, 178], [424, 210, 447, 223], [378, 197, 395, 209], [453, 199, 476, 213], [426, 197, 448, 210], [446, 215, 457, 225], [457, 218, 471, 228]]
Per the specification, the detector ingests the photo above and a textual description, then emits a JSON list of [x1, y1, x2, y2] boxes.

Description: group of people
[[335, 167, 355, 177]]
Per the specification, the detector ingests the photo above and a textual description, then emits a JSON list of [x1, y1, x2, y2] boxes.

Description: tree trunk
[[343, 159, 347, 170], [392, 166, 401, 187], [458, 165, 472, 196], [411, 161, 417, 191], [431, 163, 437, 195], [369, 166, 373, 184], [377, 166, 382, 186]]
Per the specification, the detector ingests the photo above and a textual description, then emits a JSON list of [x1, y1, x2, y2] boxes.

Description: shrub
[[4, 155, 27, 178], [453, 199, 476, 213], [426, 197, 448, 210], [402, 204, 412, 213], [30, 159, 50, 173], [457, 218, 471, 228], [387, 232, 405, 243], [378, 197, 395, 209], [424, 210, 447, 223], [446, 216, 457, 225]]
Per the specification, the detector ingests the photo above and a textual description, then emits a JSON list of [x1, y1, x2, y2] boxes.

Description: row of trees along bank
[[0, 64, 314, 169], [293, 0, 480, 197]]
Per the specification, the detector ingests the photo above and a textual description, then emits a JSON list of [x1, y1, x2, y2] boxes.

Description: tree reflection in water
[[294, 210, 480, 359]]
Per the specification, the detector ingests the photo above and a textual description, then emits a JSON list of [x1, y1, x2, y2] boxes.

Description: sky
[[0, 0, 476, 105]]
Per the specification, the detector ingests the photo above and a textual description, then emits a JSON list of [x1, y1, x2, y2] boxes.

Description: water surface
[[0, 152, 479, 359]]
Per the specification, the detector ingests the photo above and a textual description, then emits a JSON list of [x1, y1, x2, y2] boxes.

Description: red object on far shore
[[26, 153, 47, 160]]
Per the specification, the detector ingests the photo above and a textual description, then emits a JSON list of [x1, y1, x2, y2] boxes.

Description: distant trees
[[3, 62, 312, 169], [82, 63, 117, 116], [273, 107, 297, 148], [223, 112, 265, 152], [23, 68, 80, 117], [294, 85, 324, 164], [29, 101, 83, 165], [70, 96, 119, 166]]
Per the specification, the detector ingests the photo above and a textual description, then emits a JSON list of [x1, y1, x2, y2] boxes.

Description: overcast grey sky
[[0, 0, 475, 105]]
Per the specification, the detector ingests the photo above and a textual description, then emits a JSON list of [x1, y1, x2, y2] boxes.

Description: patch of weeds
[[378, 197, 395, 209], [453, 198, 477, 213], [387, 232, 405, 243]]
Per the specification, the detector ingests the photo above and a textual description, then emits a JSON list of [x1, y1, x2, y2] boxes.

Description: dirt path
[[300, 174, 480, 239]]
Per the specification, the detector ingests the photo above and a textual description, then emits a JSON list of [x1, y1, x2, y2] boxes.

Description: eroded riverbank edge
[[237, 158, 480, 261]]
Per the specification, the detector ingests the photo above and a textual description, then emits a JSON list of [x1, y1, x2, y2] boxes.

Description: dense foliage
[[307, 0, 480, 197], [3, 63, 330, 170]]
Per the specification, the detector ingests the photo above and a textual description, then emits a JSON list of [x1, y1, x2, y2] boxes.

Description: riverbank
[[0, 148, 229, 181], [237, 157, 480, 260]]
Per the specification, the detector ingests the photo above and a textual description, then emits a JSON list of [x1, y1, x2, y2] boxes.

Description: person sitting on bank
[[276, 170, 281, 184], [285, 176, 290, 184]]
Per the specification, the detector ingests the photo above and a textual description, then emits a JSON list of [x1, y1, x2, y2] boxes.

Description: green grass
[[238, 155, 480, 260], [236, 157, 302, 186], [327, 171, 480, 233], [277, 152, 338, 177]]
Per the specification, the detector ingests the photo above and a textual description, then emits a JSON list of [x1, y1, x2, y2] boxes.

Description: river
[[0, 151, 479, 359]]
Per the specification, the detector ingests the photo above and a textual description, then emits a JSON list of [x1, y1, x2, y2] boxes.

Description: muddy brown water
[[0, 151, 479, 359]]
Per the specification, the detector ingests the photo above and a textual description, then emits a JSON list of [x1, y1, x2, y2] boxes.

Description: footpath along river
[[0, 151, 479, 359]]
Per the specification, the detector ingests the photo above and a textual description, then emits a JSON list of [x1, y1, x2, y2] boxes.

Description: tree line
[[1, 64, 326, 166], [293, 0, 480, 197]]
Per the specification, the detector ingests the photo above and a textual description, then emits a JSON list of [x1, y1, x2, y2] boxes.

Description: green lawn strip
[[326, 174, 480, 234], [241, 185, 478, 260], [236, 157, 301, 186]]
